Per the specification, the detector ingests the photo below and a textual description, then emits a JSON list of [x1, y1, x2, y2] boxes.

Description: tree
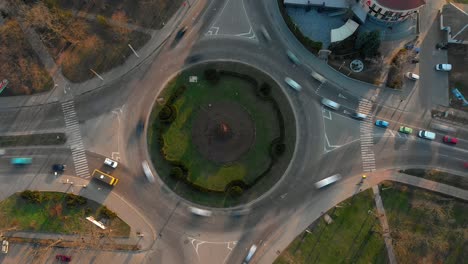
[[355, 30, 381, 58]]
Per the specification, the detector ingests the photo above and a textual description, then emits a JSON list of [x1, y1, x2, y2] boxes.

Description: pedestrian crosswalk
[[358, 99, 376, 172], [62, 100, 90, 178]]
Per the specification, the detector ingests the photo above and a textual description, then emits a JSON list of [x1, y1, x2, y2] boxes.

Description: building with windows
[[360, 0, 425, 23]]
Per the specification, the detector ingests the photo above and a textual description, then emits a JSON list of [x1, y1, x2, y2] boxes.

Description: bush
[[204, 69, 220, 83], [257, 83, 272, 98], [355, 30, 381, 58], [96, 15, 108, 27], [99, 206, 117, 220], [65, 194, 87, 208], [170, 166, 186, 180], [270, 140, 286, 159], [158, 105, 175, 122], [227, 185, 244, 196], [20, 190, 43, 204]]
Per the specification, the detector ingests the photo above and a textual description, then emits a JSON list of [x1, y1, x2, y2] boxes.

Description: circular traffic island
[[148, 61, 296, 207]]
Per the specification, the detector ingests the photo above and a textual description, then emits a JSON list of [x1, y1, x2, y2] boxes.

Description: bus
[[314, 174, 342, 189], [92, 169, 119, 186], [11, 157, 32, 165]]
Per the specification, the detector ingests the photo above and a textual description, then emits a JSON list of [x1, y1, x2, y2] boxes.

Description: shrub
[[204, 69, 220, 83], [96, 15, 108, 27], [20, 190, 43, 204], [355, 30, 381, 58], [170, 166, 186, 180], [84, 207, 93, 215], [66, 194, 87, 208], [158, 105, 175, 122], [227, 185, 244, 196], [257, 83, 271, 98], [270, 140, 286, 159], [99, 206, 117, 220]]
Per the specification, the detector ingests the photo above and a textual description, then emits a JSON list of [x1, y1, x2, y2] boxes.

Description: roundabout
[[147, 62, 297, 207]]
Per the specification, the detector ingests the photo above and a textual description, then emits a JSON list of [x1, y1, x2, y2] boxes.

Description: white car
[[284, 77, 302, 91], [104, 158, 118, 168], [142, 161, 155, 183], [435, 64, 452, 71], [321, 98, 340, 110], [260, 26, 271, 42], [405, 72, 420, 80], [2, 240, 8, 254], [189, 207, 212, 217], [418, 130, 436, 140]]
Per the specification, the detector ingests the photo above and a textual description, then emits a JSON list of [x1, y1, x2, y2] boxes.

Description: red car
[[443, 136, 458, 144], [56, 255, 71, 262]]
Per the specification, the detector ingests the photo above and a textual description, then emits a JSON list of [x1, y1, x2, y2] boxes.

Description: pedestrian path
[[61, 100, 89, 178], [372, 186, 397, 264], [358, 99, 376, 172]]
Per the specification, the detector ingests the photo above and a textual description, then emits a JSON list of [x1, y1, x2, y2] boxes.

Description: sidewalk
[[0, 174, 156, 251]]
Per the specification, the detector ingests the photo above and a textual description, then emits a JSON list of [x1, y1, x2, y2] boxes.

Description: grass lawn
[[160, 74, 276, 191], [0, 133, 66, 147], [399, 169, 468, 190], [0, 20, 53, 96], [380, 181, 468, 263], [0, 192, 130, 237], [275, 190, 388, 264]]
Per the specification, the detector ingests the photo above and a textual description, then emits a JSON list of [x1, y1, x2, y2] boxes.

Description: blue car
[[375, 120, 389, 128]]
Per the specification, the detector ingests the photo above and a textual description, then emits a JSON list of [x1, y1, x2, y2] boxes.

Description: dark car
[[136, 120, 145, 136], [52, 164, 66, 172], [56, 254, 71, 262], [175, 26, 188, 40]]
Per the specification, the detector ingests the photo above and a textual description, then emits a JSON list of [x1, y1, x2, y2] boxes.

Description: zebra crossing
[[358, 99, 376, 173], [62, 100, 90, 178]]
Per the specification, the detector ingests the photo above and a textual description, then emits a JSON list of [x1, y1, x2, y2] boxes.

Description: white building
[[359, 0, 425, 23]]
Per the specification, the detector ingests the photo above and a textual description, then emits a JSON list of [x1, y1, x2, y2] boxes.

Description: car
[[315, 174, 342, 189], [399, 126, 413, 134], [351, 112, 367, 120], [442, 135, 458, 144], [0, 149, 5, 155], [104, 158, 118, 168], [375, 120, 389, 128], [1, 240, 8, 254], [136, 120, 145, 136], [321, 98, 340, 110], [418, 130, 436, 140], [435, 64, 452, 71], [286, 50, 300, 65], [175, 26, 188, 40], [464, 162, 468, 169], [405, 72, 420, 80], [189, 207, 212, 217], [284, 77, 302, 91], [56, 254, 71, 262], [260, 26, 271, 41], [52, 164, 66, 175], [142, 161, 155, 183]]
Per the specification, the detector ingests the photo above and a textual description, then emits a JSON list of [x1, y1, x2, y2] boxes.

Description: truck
[[92, 169, 119, 186]]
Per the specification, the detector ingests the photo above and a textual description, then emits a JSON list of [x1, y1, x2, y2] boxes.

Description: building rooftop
[[376, 0, 425, 11]]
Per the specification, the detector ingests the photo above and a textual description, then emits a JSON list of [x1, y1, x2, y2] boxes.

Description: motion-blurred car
[[52, 164, 66, 175], [442, 136, 458, 145], [55, 255, 71, 262], [321, 98, 340, 110], [375, 120, 389, 128], [399, 126, 413, 134], [189, 207, 212, 217], [286, 50, 300, 65], [284, 77, 302, 91], [351, 112, 367, 120], [435, 64, 452, 71], [175, 26, 188, 40], [260, 26, 271, 42]]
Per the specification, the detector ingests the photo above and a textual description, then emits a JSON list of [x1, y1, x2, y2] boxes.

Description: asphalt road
[[0, 0, 467, 263]]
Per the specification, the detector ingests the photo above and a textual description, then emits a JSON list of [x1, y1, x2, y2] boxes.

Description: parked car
[[56, 254, 71, 262], [286, 50, 300, 65], [104, 158, 118, 168], [284, 77, 302, 91], [399, 126, 413, 134], [442, 136, 458, 144], [418, 130, 436, 140], [435, 64, 452, 71], [351, 112, 367, 120], [375, 120, 389, 128], [1, 240, 8, 254], [321, 98, 340, 110], [405, 72, 420, 80], [52, 164, 66, 175]]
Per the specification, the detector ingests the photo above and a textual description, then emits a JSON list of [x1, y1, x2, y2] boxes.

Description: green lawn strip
[[399, 169, 468, 190], [0, 192, 130, 237], [0, 133, 66, 147], [380, 181, 468, 263], [161, 74, 276, 191], [275, 190, 387, 264]]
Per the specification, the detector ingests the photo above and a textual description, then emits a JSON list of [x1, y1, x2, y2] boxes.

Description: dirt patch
[[447, 43, 468, 111], [328, 58, 384, 85]]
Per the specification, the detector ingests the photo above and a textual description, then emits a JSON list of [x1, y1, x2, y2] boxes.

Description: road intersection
[[0, 0, 467, 263]]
